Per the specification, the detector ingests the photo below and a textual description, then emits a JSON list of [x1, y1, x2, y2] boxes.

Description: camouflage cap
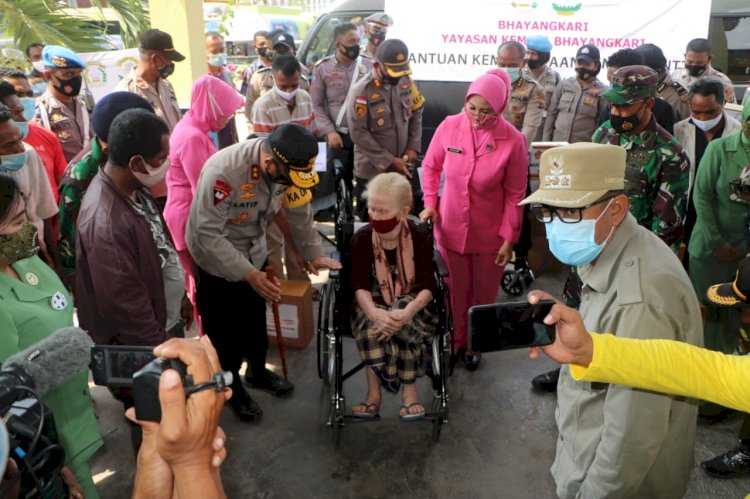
[[602, 65, 658, 105]]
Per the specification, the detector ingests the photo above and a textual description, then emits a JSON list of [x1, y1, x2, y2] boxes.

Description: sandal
[[400, 402, 426, 421], [352, 401, 380, 419]]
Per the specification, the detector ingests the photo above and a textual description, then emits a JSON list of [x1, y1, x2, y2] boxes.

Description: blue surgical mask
[[0, 150, 28, 172], [20, 97, 36, 122], [15, 121, 29, 140], [502, 67, 521, 82], [545, 200, 612, 266], [208, 53, 227, 67]]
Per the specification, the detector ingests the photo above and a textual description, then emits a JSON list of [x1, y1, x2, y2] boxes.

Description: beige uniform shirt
[[656, 73, 690, 122], [244, 65, 310, 124], [347, 71, 424, 180], [503, 74, 545, 146], [523, 65, 561, 142], [553, 214, 701, 499], [115, 69, 182, 131], [671, 65, 736, 104], [310, 54, 371, 136], [542, 77, 607, 143], [186, 139, 287, 282], [35, 89, 92, 164]]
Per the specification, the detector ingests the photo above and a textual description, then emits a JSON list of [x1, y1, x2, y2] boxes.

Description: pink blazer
[[422, 112, 528, 255]]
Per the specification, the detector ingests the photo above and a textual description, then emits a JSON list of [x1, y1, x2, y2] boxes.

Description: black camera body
[[91, 346, 194, 422]]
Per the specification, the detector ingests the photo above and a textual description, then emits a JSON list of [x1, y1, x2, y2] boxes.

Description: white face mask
[[274, 87, 298, 101], [32, 60, 45, 73], [133, 158, 170, 188], [692, 113, 723, 132]]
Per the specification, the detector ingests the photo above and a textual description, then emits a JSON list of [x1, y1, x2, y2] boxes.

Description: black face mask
[[266, 50, 276, 62], [52, 74, 82, 97], [339, 43, 360, 60], [382, 74, 401, 86], [369, 33, 384, 47], [257, 46, 268, 58], [267, 158, 292, 186], [527, 51, 550, 70], [158, 62, 175, 79], [685, 64, 707, 77], [575, 66, 596, 81], [610, 102, 646, 134]]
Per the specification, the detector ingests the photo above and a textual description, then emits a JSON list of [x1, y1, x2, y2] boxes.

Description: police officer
[[35, 45, 93, 163], [523, 35, 560, 142], [186, 124, 340, 422], [361, 12, 394, 60], [347, 39, 425, 221], [497, 40, 545, 146], [671, 38, 736, 104], [593, 65, 690, 251], [245, 31, 310, 126], [635, 43, 691, 122], [542, 44, 607, 143], [311, 22, 371, 196]]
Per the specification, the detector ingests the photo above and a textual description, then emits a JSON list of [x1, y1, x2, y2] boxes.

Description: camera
[[91, 346, 194, 422]]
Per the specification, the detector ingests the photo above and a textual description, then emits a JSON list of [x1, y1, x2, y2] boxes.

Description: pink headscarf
[[187, 75, 244, 132], [466, 68, 510, 115]]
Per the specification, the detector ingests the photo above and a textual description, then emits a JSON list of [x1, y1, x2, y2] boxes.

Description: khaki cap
[[519, 143, 625, 208]]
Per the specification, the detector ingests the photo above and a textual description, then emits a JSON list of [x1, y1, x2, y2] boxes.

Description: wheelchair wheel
[[317, 281, 337, 388], [501, 269, 525, 297]]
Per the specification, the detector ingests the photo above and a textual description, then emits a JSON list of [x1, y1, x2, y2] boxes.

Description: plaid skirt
[[351, 292, 438, 393]]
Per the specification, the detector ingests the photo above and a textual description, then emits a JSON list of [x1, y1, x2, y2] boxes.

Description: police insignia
[[58, 131, 71, 140], [370, 92, 381, 100], [213, 179, 232, 205], [283, 186, 312, 209], [51, 56, 68, 68], [51, 113, 64, 122], [377, 118, 385, 126], [400, 82, 409, 90], [251, 165, 260, 180], [355, 96, 367, 118]]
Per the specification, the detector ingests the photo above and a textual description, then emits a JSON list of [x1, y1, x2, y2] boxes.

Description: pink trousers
[[438, 246, 504, 351], [177, 249, 203, 336]]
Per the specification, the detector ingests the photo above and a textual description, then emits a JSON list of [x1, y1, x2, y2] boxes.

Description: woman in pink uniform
[[420, 68, 528, 369], [164, 75, 243, 332]]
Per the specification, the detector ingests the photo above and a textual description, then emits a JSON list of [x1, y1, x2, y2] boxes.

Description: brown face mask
[[0, 221, 39, 264]]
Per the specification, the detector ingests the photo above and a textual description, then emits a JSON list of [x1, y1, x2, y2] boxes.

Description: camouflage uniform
[[503, 74, 545, 146], [594, 66, 690, 249]]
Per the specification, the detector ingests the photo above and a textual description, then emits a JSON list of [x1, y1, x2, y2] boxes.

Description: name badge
[[447, 147, 463, 154]]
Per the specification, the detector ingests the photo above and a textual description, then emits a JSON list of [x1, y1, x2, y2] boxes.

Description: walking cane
[[265, 265, 288, 380]]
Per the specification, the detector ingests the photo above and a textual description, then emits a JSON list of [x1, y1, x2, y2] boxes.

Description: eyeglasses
[[531, 195, 618, 224]]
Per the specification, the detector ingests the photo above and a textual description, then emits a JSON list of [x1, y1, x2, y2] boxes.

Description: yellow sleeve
[[571, 333, 750, 413]]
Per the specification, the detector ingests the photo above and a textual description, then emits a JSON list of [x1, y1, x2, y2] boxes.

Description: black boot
[[701, 444, 750, 478], [245, 368, 295, 397], [228, 388, 263, 423], [531, 367, 560, 392]]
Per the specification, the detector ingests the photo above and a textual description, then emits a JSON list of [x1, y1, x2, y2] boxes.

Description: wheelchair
[[316, 160, 453, 442]]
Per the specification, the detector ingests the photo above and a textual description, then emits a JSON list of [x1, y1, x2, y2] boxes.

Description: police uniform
[[657, 72, 691, 122], [503, 73, 546, 146], [115, 68, 182, 131], [593, 66, 690, 250], [310, 53, 371, 194], [361, 12, 394, 61], [523, 36, 561, 143], [34, 46, 92, 163], [186, 125, 319, 411], [542, 76, 607, 143], [244, 65, 310, 125], [671, 64, 737, 104]]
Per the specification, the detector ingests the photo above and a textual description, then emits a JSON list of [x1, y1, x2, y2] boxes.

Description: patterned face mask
[[0, 221, 39, 263]]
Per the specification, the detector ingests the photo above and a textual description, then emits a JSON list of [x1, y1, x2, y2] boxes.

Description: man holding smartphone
[[518, 142, 702, 498]]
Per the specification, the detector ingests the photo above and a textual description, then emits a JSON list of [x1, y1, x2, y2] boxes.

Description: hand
[[715, 243, 742, 264], [391, 158, 413, 179], [327, 131, 343, 149], [389, 308, 413, 329], [370, 308, 400, 340], [403, 148, 418, 164], [495, 240, 513, 267], [527, 290, 594, 367], [180, 294, 194, 330], [305, 256, 343, 276], [419, 206, 438, 223], [61, 466, 84, 498], [245, 268, 281, 302]]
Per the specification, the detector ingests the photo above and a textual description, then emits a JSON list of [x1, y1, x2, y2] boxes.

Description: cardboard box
[[266, 279, 314, 349]]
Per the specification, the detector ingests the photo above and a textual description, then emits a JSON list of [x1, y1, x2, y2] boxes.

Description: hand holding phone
[[468, 300, 556, 353]]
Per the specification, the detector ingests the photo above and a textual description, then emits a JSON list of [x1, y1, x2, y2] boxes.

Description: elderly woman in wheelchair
[[349, 172, 439, 421]]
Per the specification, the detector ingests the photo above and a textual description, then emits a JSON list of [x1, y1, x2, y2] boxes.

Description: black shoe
[[464, 351, 481, 371], [228, 392, 263, 423], [244, 369, 295, 397], [698, 402, 735, 424], [702, 446, 750, 478], [532, 368, 560, 392]]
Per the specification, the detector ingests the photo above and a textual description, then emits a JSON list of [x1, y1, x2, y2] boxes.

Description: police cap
[[526, 35, 553, 53], [375, 39, 412, 78], [268, 123, 319, 190], [707, 256, 750, 307], [364, 12, 394, 27], [602, 65, 658, 105], [139, 29, 185, 62], [575, 44, 600, 64], [42, 45, 84, 70], [272, 32, 295, 50]]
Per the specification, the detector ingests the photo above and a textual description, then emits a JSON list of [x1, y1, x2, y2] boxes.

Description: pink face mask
[[465, 103, 498, 129]]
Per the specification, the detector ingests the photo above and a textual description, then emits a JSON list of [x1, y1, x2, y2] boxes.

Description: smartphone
[[468, 300, 556, 352], [90, 345, 156, 387]]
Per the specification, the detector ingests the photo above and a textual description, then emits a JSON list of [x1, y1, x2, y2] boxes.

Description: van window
[[301, 14, 372, 68], [710, 14, 750, 83]]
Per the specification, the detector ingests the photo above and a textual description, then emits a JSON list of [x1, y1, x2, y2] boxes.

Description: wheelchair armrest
[[328, 251, 342, 279], [433, 249, 449, 278]]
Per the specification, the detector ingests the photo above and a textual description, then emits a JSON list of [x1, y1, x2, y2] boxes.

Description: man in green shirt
[[57, 92, 154, 288]]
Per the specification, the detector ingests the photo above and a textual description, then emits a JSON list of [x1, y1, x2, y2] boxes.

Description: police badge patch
[[213, 179, 232, 205], [354, 96, 367, 118]]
